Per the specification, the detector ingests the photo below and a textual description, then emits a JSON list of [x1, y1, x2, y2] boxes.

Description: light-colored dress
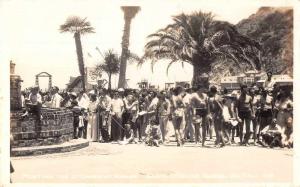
[[88, 100, 99, 142]]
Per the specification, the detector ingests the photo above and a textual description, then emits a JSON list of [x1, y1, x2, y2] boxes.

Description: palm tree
[[60, 16, 95, 92], [118, 6, 141, 88], [142, 11, 261, 86], [95, 49, 120, 91], [94, 49, 141, 91]]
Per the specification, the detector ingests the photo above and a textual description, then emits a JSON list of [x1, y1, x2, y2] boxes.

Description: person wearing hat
[[21, 86, 43, 121], [49, 86, 63, 108], [236, 84, 254, 146]]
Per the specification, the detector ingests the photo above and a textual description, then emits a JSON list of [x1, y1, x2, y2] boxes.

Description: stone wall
[[10, 75, 22, 110], [10, 108, 74, 148]]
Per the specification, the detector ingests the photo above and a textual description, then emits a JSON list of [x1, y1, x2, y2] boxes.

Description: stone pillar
[[10, 61, 23, 110], [48, 76, 52, 91], [35, 76, 39, 87]]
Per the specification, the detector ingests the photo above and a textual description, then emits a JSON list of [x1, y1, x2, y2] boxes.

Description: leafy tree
[[60, 16, 95, 91], [95, 50, 120, 91], [94, 49, 141, 91], [141, 11, 261, 86]]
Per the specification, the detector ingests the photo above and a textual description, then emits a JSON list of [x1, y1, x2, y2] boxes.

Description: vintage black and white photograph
[[0, 0, 298, 185]]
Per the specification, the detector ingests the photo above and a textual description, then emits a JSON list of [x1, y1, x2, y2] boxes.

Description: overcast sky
[[0, 0, 292, 90]]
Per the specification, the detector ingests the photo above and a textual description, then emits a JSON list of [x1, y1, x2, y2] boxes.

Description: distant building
[[137, 79, 149, 89], [165, 82, 175, 90], [221, 70, 293, 91], [65, 67, 98, 92], [221, 70, 263, 90], [175, 81, 191, 88]]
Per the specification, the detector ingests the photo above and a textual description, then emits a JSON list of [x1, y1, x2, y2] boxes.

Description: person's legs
[[111, 115, 117, 141], [159, 117, 165, 142], [83, 119, 88, 139], [223, 122, 230, 142], [173, 117, 183, 146], [137, 116, 143, 141], [194, 122, 200, 143], [213, 117, 220, 145], [201, 115, 208, 146], [215, 116, 225, 146], [238, 120, 244, 144], [73, 117, 79, 139], [252, 117, 258, 142], [163, 116, 170, 142], [188, 114, 195, 141], [179, 116, 185, 143], [243, 118, 251, 145]]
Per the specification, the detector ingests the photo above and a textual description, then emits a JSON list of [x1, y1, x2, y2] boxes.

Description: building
[[65, 67, 98, 92], [221, 70, 293, 91]]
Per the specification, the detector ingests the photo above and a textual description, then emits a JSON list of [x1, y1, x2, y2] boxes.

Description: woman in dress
[[87, 93, 99, 142]]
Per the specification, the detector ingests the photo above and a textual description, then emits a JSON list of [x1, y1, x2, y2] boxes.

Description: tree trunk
[[192, 62, 211, 88], [74, 32, 86, 92], [118, 18, 132, 88], [108, 73, 112, 92]]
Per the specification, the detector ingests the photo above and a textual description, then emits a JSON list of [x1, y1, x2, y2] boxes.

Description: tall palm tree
[[142, 11, 261, 86], [60, 16, 95, 92], [118, 6, 141, 88]]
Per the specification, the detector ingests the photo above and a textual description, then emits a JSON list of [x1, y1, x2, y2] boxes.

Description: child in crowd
[[145, 123, 163, 147]]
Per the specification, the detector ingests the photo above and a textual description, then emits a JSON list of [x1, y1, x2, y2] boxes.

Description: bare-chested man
[[190, 84, 210, 147]]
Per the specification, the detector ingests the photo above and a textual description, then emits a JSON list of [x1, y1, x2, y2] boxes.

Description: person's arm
[[206, 95, 211, 116], [37, 94, 42, 104], [250, 96, 254, 117]]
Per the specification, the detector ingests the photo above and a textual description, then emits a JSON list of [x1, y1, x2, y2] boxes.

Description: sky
[[0, 0, 292, 90]]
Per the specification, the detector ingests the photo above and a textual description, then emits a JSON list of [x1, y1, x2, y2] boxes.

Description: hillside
[[236, 7, 293, 76]]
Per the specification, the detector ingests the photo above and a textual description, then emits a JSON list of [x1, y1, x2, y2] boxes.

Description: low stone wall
[[10, 108, 74, 148]]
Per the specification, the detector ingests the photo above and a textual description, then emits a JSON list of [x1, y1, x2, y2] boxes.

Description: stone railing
[[10, 108, 74, 148]]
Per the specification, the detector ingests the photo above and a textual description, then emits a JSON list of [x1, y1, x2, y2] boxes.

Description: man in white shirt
[[22, 86, 43, 121], [110, 91, 124, 141], [77, 90, 90, 139], [50, 86, 63, 108]]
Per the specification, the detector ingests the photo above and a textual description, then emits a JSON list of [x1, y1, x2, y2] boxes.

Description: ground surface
[[11, 138, 293, 183]]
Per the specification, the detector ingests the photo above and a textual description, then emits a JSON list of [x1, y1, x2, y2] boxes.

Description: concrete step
[[11, 139, 89, 157]]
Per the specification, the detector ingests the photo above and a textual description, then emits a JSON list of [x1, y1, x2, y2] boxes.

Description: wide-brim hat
[[118, 88, 125, 92], [88, 90, 96, 95], [69, 92, 77, 97]]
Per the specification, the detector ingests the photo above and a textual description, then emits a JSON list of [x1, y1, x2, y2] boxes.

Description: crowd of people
[[20, 72, 293, 149]]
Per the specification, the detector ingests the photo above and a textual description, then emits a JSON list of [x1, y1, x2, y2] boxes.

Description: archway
[[35, 72, 52, 91]]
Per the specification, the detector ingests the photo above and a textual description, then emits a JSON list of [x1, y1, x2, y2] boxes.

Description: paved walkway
[[11, 139, 293, 183]]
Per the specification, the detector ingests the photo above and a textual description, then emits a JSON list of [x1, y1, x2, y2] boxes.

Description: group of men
[[20, 72, 293, 149]]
